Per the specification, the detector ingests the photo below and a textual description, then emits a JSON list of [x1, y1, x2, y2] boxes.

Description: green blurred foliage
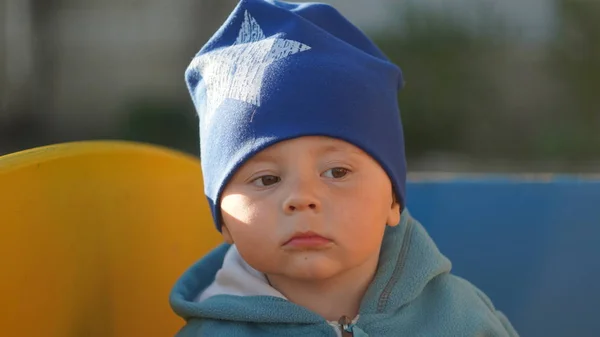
[[118, 99, 199, 156], [542, 0, 600, 160], [373, 0, 600, 164]]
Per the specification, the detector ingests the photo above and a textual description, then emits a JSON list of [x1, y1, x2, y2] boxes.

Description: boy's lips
[[282, 231, 333, 248]]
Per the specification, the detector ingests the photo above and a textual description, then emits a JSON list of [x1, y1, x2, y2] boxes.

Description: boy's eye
[[323, 167, 350, 179], [252, 175, 281, 187]]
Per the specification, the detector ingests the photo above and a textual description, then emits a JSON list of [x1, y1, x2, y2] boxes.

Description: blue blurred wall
[[407, 177, 600, 337]]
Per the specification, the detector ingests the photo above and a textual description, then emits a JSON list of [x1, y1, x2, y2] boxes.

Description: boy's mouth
[[282, 231, 333, 249]]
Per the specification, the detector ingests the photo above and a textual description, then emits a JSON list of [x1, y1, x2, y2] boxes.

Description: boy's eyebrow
[[247, 152, 279, 164], [318, 144, 363, 156], [248, 143, 364, 164]]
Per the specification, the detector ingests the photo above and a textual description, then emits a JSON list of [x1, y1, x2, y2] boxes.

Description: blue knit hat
[[186, 0, 407, 231]]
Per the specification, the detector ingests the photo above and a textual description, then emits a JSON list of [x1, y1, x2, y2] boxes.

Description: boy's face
[[220, 136, 400, 281]]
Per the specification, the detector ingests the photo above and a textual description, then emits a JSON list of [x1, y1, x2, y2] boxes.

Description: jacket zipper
[[338, 315, 353, 336]]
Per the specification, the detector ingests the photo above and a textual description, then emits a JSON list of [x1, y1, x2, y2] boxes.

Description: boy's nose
[[283, 183, 321, 214]]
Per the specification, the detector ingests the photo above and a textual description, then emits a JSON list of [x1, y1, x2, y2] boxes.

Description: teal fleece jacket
[[170, 212, 519, 336]]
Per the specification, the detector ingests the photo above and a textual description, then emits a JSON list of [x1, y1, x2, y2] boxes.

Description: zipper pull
[[338, 316, 369, 337], [339, 315, 353, 337]]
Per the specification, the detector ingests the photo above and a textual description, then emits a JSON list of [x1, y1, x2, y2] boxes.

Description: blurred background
[[1, 0, 599, 172], [1, 2, 600, 336]]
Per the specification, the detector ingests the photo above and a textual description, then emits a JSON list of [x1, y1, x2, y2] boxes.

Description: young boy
[[170, 0, 519, 336]]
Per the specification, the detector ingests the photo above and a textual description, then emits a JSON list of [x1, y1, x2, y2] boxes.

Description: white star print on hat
[[189, 10, 311, 126]]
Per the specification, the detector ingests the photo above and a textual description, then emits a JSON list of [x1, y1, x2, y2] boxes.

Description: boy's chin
[[276, 253, 343, 281]]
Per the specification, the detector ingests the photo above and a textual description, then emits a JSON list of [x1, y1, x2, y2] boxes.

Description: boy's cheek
[[221, 204, 277, 241], [220, 194, 253, 223]]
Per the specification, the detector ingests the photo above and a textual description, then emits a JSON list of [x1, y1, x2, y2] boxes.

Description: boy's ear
[[221, 223, 234, 244], [387, 202, 401, 227]]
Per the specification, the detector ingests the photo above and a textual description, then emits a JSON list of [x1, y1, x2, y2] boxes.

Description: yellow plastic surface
[[0, 141, 222, 337]]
